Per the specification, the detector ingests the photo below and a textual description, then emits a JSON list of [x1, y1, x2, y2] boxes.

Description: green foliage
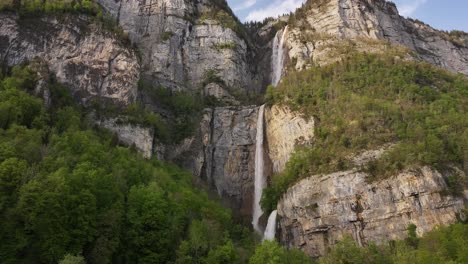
[[199, 0, 248, 39], [263, 52, 468, 211], [0, 0, 131, 46], [161, 31, 174, 41], [406, 224, 419, 248], [0, 0, 101, 15], [320, 223, 468, 264], [0, 66, 42, 129], [139, 82, 204, 143], [213, 41, 238, 50], [121, 102, 169, 138], [249, 240, 314, 264], [0, 65, 256, 263], [58, 254, 86, 264], [202, 69, 226, 87]]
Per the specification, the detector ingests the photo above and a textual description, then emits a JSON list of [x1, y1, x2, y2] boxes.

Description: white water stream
[[263, 210, 278, 241], [271, 26, 289, 86], [252, 104, 266, 232]]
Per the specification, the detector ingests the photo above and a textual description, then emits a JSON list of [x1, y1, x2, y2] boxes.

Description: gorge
[[0, 0, 467, 262]]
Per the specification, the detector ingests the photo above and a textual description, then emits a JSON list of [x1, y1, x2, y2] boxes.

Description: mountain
[[0, 0, 467, 262]]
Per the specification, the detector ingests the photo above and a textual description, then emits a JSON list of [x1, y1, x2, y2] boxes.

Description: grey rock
[[99, 118, 154, 159], [281, 0, 468, 75], [277, 167, 467, 256], [97, 0, 262, 94], [203, 82, 240, 105], [265, 105, 314, 174], [0, 14, 140, 106], [166, 106, 259, 219]]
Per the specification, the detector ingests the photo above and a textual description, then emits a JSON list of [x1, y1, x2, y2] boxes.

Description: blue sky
[[227, 0, 468, 32]]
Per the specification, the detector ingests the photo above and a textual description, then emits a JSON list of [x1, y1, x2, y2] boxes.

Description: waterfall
[[252, 104, 266, 232], [263, 210, 278, 241], [271, 26, 289, 86]]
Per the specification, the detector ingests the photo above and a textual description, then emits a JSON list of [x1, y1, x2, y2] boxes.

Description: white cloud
[[233, 0, 257, 11], [397, 0, 428, 17], [244, 0, 305, 22]]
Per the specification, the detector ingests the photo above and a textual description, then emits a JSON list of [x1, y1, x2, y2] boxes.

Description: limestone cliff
[[0, 13, 140, 106], [275, 0, 468, 76], [277, 166, 467, 257], [163, 104, 315, 221], [99, 118, 154, 158], [265, 105, 314, 174], [97, 0, 267, 95]]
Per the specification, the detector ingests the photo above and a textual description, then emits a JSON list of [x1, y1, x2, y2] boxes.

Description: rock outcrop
[[279, 0, 468, 75], [265, 105, 314, 174], [277, 166, 467, 257], [99, 118, 154, 159], [0, 13, 140, 106]]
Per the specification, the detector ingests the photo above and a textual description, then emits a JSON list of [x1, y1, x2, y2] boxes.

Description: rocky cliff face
[[279, 0, 468, 75], [97, 0, 266, 95], [0, 13, 140, 106], [99, 118, 154, 158], [265, 105, 314, 174], [165, 104, 315, 220], [162, 106, 259, 219], [277, 166, 467, 257]]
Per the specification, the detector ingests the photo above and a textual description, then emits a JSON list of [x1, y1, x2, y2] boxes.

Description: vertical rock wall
[[0, 14, 140, 106], [97, 0, 263, 94], [277, 167, 467, 257]]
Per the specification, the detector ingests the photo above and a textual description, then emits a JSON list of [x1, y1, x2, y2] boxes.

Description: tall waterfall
[[263, 210, 278, 241], [252, 104, 266, 232], [271, 26, 289, 86]]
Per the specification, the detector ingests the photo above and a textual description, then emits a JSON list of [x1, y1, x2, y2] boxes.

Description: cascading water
[[263, 210, 278, 241], [271, 26, 289, 86], [252, 104, 266, 232]]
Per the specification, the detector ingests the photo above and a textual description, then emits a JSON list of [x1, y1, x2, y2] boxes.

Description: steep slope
[[97, 0, 268, 96], [278, 166, 466, 257], [265, 48, 468, 256], [0, 13, 140, 106], [276, 0, 468, 77]]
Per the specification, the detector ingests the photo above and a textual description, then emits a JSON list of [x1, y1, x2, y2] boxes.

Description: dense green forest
[[262, 51, 468, 213], [0, 65, 263, 263]]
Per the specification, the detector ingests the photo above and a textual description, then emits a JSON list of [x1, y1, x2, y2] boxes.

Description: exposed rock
[[265, 105, 314, 173], [203, 82, 239, 105], [202, 106, 258, 218], [99, 118, 154, 159], [165, 106, 259, 219], [97, 0, 265, 94], [281, 0, 468, 75], [350, 144, 394, 167], [0, 13, 140, 106], [277, 166, 467, 257]]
